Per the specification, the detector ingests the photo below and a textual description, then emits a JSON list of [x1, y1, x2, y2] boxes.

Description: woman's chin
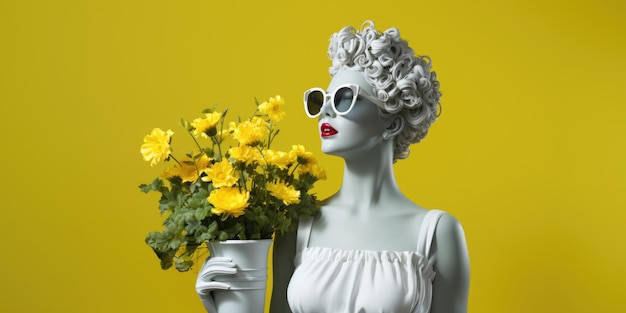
[[320, 141, 358, 158], [320, 141, 342, 156]]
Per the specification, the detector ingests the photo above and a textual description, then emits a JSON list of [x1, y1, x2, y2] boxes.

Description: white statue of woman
[[198, 21, 470, 313]]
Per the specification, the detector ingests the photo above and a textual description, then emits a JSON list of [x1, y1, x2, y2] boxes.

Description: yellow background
[[1, 0, 625, 312]]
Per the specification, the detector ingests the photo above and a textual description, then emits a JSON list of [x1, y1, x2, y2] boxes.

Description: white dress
[[287, 209, 446, 313]]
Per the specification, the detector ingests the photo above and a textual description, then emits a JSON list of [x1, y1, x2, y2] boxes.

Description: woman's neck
[[335, 144, 404, 213]]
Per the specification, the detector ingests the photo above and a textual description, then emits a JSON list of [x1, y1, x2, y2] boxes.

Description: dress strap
[[296, 217, 314, 255], [416, 209, 446, 257]]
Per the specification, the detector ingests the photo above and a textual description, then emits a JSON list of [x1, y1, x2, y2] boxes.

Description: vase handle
[[196, 257, 237, 312]]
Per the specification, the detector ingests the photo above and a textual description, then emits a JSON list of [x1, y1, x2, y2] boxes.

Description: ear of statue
[[382, 116, 404, 140]]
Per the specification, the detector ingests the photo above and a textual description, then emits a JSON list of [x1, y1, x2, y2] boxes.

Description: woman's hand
[[195, 257, 237, 312]]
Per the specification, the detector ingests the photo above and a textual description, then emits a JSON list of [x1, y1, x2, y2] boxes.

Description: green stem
[[184, 129, 205, 178], [212, 136, 223, 161], [239, 170, 247, 191], [190, 133, 203, 152], [266, 120, 274, 149], [169, 154, 182, 166], [289, 163, 300, 176], [183, 125, 204, 153], [249, 106, 260, 120]]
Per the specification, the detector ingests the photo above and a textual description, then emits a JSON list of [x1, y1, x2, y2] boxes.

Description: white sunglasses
[[303, 84, 381, 118]]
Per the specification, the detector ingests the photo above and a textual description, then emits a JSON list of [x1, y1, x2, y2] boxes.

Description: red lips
[[320, 123, 338, 137]]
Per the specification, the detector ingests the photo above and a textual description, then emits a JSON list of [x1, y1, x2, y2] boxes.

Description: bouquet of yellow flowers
[[139, 96, 325, 272]]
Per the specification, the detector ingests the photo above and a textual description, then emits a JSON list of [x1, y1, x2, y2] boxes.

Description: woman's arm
[[430, 214, 470, 313], [270, 231, 296, 313]]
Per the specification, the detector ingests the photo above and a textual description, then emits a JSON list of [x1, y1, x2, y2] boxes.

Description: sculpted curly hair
[[327, 21, 441, 161]]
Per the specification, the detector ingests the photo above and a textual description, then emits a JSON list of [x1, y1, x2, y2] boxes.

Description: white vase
[[208, 239, 272, 313]]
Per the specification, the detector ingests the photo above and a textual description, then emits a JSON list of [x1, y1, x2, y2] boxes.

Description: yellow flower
[[258, 95, 286, 122], [267, 182, 301, 205], [232, 118, 267, 146], [218, 129, 230, 141], [196, 154, 212, 171], [191, 112, 222, 138], [161, 154, 212, 182], [178, 158, 200, 183], [298, 161, 327, 180], [289, 145, 314, 165], [202, 159, 237, 187], [161, 165, 180, 180], [228, 121, 237, 132], [141, 128, 174, 166], [262, 149, 292, 170], [229, 145, 260, 165], [251, 116, 264, 125], [208, 187, 250, 218]]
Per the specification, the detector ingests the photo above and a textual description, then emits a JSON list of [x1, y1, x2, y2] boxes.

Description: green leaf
[[179, 119, 193, 131], [151, 178, 164, 190], [198, 232, 212, 243], [139, 184, 152, 193], [175, 257, 193, 272], [201, 104, 218, 114], [159, 254, 174, 270], [218, 231, 229, 241], [207, 221, 218, 235]]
